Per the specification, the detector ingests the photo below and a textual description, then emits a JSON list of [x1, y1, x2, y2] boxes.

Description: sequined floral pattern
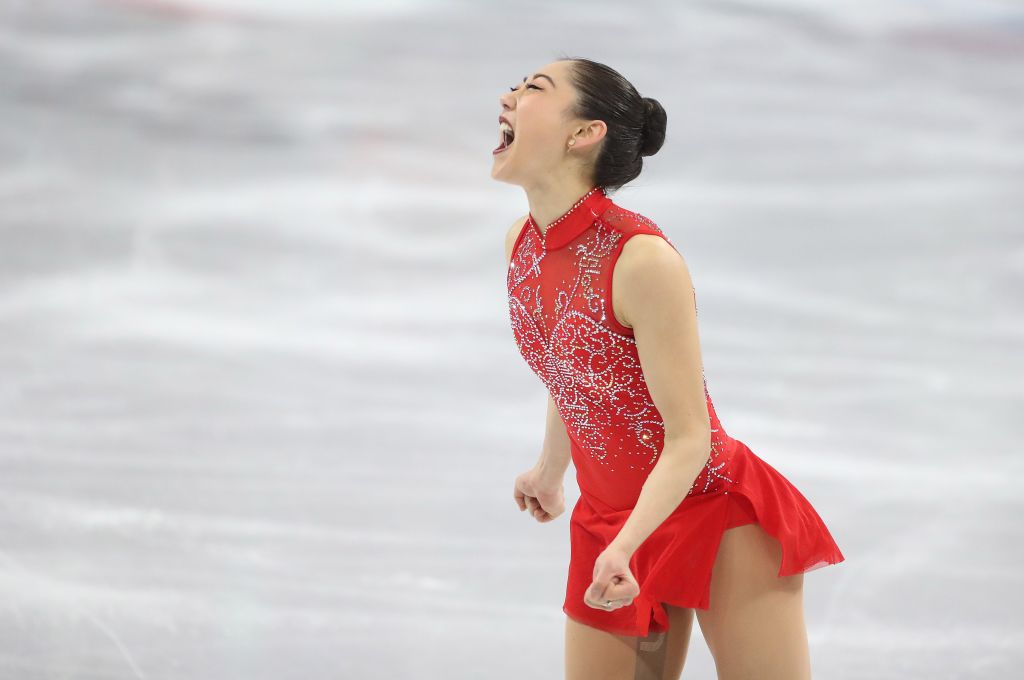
[[507, 190, 739, 505]]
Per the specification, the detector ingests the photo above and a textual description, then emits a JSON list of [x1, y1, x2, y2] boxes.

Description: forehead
[[534, 60, 571, 79], [524, 61, 572, 92]]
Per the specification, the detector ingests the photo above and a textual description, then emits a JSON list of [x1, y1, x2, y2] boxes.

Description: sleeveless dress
[[506, 186, 845, 638]]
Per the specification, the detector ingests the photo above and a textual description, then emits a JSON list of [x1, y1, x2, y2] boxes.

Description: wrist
[[603, 540, 636, 562], [535, 454, 568, 483]]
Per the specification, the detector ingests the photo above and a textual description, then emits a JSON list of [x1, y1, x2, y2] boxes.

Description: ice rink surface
[[0, 0, 1021, 678]]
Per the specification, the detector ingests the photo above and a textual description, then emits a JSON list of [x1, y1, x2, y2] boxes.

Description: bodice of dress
[[507, 186, 740, 510]]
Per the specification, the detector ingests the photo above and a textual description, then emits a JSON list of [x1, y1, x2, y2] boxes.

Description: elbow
[[662, 427, 712, 460]]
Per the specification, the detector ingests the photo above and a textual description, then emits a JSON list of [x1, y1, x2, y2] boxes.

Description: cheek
[[517, 103, 562, 151], [519, 119, 560, 154]]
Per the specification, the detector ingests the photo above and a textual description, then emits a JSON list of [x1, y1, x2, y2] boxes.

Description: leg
[[694, 523, 811, 680], [659, 605, 696, 680], [564, 614, 637, 680], [564, 606, 696, 680]]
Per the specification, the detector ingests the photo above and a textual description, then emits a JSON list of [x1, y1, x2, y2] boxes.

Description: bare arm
[[537, 394, 572, 484], [606, 234, 712, 558]]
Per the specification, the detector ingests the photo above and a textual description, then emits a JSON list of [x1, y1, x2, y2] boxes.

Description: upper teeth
[[500, 121, 514, 140]]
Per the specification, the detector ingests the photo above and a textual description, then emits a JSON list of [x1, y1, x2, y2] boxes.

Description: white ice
[[0, 0, 1021, 678]]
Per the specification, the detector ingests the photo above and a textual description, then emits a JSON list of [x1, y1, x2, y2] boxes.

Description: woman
[[495, 56, 845, 680]]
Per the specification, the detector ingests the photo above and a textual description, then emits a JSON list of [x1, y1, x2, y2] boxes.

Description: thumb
[[591, 557, 639, 602], [604, 573, 639, 601], [589, 563, 616, 600], [587, 581, 608, 603]]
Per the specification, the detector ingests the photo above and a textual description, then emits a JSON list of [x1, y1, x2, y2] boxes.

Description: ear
[[573, 119, 607, 151]]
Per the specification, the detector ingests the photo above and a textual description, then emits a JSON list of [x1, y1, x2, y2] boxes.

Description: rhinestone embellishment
[[530, 186, 603, 237], [507, 201, 738, 499]]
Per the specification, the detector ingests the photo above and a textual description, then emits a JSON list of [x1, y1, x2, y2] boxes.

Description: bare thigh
[[564, 607, 696, 680], [694, 523, 811, 680]]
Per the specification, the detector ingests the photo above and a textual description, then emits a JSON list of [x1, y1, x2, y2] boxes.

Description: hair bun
[[561, 57, 667, 191], [639, 96, 667, 158]]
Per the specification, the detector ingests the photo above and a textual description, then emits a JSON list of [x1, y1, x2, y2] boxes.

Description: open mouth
[[493, 122, 515, 155]]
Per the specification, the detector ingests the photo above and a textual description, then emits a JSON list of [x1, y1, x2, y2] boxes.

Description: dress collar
[[528, 186, 613, 250]]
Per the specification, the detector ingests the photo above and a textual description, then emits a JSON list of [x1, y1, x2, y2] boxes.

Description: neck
[[524, 179, 599, 234]]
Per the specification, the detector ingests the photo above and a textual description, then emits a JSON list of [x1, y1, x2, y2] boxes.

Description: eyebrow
[[522, 73, 556, 88]]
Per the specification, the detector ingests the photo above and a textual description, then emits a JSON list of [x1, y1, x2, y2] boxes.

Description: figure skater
[[494, 56, 845, 680]]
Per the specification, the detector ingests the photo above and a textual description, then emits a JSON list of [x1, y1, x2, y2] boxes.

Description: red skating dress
[[506, 186, 845, 638]]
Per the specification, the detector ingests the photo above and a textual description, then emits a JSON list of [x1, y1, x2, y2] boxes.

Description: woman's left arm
[[606, 234, 713, 558]]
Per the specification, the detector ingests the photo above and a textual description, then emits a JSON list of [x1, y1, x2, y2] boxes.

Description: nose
[[499, 88, 518, 111]]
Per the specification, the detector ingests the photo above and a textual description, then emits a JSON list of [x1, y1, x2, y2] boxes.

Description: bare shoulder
[[617, 233, 691, 286], [612, 232, 695, 330], [621, 231, 683, 263], [504, 214, 530, 266]]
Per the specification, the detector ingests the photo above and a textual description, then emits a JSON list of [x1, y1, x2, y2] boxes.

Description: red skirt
[[562, 440, 845, 637]]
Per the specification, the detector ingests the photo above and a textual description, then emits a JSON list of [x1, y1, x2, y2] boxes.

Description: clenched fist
[[513, 466, 565, 523]]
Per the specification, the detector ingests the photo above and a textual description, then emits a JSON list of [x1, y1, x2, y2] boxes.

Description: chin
[[490, 161, 516, 184]]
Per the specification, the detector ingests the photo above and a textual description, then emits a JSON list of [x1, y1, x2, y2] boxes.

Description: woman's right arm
[[536, 393, 572, 485]]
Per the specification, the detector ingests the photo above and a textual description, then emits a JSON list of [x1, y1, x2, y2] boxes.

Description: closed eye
[[509, 83, 542, 92]]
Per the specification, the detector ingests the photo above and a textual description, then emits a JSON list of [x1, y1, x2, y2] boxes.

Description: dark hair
[[558, 56, 667, 193]]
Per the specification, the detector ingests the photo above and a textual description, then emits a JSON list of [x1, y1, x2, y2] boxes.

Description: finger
[[592, 562, 633, 594], [604, 578, 640, 601], [544, 506, 563, 520], [587, 581, 609, 604], [538, 505, 561, 522], [598, 573, 638, 602], [514, 487, 526, 511], [583, 592, 627, 610], [536, 497, 563, 517]]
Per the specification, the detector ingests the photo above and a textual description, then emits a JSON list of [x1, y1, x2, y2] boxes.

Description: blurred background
[[0, 0, 1021, 678]]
